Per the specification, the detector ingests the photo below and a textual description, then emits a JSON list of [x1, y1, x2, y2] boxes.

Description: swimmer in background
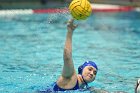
[[52, 19, 98, 91]]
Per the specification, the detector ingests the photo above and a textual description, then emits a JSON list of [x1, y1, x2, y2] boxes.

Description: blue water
[[0, 11, 140, 93]]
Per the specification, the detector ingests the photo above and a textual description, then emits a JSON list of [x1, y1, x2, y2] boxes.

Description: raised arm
[[62, 19, 78, 78]]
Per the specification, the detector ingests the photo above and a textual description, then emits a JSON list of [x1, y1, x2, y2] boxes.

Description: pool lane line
[[91, 4, 134, 12], [0, 9, 33, 15], [32, 4, 135, 13], [33, 8, 68, 13], [0, 4, 140, 15]]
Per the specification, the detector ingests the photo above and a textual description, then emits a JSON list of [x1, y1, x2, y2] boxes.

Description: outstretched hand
[[67, 19, 78, 31]]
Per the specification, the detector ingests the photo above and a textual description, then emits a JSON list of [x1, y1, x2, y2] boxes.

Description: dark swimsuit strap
[[81, 75, 89, 89]]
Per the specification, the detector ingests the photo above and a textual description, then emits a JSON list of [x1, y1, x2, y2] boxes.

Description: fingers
[[67, 18, 78, 30], [70, 18, 74, 23], [68, 18, 74, 24], [74, 24, 78, 28]]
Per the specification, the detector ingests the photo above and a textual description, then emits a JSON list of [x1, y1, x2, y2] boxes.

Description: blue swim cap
[[78, 61, 98, 75]]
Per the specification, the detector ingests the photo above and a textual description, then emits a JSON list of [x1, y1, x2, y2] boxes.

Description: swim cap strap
[[81, 75, 89, 89]]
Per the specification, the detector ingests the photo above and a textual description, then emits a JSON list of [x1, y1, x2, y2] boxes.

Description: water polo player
[[52, 19, 98, 91]]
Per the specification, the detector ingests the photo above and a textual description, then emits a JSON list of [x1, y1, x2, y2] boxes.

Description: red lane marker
[[92, 6, 134, 12], [33, 6, 134, 13], [33, 8, 68, 13]]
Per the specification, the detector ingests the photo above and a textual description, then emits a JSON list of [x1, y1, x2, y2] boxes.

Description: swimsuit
[[53, 80, 79, 91], [38, 80, 79, 93]]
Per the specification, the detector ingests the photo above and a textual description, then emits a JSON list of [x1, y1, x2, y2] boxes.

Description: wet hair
[[78, 61, 98, 75]]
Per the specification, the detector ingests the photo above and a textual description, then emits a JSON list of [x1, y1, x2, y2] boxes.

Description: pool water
[[0, 11, 140, 93]]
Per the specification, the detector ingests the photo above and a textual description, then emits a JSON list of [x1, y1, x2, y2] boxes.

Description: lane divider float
[[0, 4, 139, 15]]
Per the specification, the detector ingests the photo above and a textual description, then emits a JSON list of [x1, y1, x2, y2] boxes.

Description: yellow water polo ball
[[69, 0, 92, 20]]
